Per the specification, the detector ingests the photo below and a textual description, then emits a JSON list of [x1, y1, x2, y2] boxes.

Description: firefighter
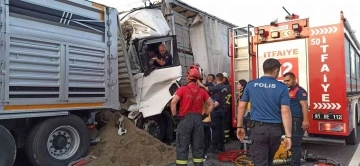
[[222, 72, 232, 144], [170, 68, 215, 166], [197, 73, 228, 153], [283, 72, 309, 166], [236, 58, 293, 166]]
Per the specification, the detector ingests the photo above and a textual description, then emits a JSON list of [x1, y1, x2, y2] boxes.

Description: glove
[[202, 113, 209, 120]]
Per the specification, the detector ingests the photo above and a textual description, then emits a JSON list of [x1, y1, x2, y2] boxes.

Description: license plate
[[312, 113, 343, 121]]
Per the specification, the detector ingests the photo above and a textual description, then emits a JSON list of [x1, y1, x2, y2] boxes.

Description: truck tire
[[357, 107, 360, 125], [0, 125, 16, 166], [25, 114, 90, 166], [346, 123, 358, 145], [141, 115, 166, 141]]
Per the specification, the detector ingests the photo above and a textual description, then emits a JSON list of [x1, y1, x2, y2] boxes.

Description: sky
[[91, 0, 360, 41]]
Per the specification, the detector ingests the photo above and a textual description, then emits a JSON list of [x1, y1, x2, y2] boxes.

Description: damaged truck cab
[[118, 9, 182, 142]]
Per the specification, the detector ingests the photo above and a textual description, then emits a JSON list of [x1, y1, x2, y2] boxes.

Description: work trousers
[[224, 109, 232, 143], [249, 122, 283, 166], [210, 109, 225, 152], [203, 123, 211, 156], [290, 118, 304, 166], [176, 113, 204, 166]]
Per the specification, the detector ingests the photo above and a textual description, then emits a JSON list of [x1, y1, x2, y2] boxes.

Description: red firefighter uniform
[[171, 69, 214, 166]]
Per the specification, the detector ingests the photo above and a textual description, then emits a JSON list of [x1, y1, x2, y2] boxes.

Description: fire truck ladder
[[231, 25, 254, 151], [232, 25, 254, 84]]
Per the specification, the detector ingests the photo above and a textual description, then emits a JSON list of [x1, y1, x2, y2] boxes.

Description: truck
[[229, 11, 360, 146], [117, 0, 237, 142], [0, 0, 236, 165]]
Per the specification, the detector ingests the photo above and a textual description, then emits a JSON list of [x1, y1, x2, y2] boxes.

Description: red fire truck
[[229, 11, 360, 145]]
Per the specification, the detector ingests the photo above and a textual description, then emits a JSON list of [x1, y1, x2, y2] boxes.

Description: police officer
[[171, 68, 215, 166], [198, 73, 228, 153], [283, 72, 309, 166], [236, 58, 293, 166], [222, 72, 232, 144]]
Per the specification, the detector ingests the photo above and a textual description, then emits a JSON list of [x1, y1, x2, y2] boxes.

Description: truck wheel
[[141, 115, 165, 141], [346, 123, 358, 145], [0, 125, 16, 166], [357, 107, 360, 125], [25, 115, 90, 166]]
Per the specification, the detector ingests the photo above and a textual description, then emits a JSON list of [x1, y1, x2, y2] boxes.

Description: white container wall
[[189, 14, 233, 76]]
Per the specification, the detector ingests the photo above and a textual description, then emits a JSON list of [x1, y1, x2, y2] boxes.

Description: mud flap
[[0, 125, 16, 166]]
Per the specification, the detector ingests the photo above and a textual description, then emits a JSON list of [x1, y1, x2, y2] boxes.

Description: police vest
[[289, 86, 300, 99]]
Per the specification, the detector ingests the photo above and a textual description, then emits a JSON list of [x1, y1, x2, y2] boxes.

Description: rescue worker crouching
[[236, 58, 293, 166], [197, 73, 228, 153], [283, 72, 309, 166], [170, 68, 215, 166]]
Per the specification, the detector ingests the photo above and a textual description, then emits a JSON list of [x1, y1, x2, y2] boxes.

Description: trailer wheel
[[25, 115, 90, 166], [0, 125, 16, 166], [141, 115, 166, 141]]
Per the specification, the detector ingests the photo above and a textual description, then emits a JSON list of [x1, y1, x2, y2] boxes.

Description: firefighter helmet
[[187, 68, 200, 80], [188, 64, 203, 80]]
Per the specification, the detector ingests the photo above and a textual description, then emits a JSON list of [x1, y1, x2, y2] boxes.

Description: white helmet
[[222, 72, 229, 79]]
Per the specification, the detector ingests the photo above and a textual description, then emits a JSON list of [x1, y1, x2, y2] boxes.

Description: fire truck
[[229, 11, 360, 145]]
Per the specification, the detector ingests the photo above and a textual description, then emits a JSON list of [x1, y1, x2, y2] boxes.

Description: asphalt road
[[15, 126, 360, 166], [168, 126, 360, 166]]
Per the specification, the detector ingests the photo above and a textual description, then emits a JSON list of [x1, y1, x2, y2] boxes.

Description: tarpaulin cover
[[189, 14, 231, 76]]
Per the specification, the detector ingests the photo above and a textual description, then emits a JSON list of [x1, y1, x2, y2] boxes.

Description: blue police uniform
[[288, 84, 308, 166], [241, 76, 290, 123], [240, 76, 290, 166]]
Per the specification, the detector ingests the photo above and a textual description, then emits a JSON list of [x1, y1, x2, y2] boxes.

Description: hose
[[304, 150, 342, 166], [217, 150, 254, 166]]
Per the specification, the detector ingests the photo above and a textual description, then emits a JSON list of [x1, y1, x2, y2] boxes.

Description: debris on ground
[[87, 111, 176, 166], [68, 155, 97, 166]]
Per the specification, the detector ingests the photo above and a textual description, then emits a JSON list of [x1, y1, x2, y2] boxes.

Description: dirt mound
[[87, 111, 176, 166]]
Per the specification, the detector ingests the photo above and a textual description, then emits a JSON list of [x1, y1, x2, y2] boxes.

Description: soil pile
[[87, 111, 176, 166]]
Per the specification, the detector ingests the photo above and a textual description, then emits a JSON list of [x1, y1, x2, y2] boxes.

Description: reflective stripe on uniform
[[193, 158, 203, 163], [224, 130, 230, 137], [225, 94, 231, 105], [176, 160, 188, 164]]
